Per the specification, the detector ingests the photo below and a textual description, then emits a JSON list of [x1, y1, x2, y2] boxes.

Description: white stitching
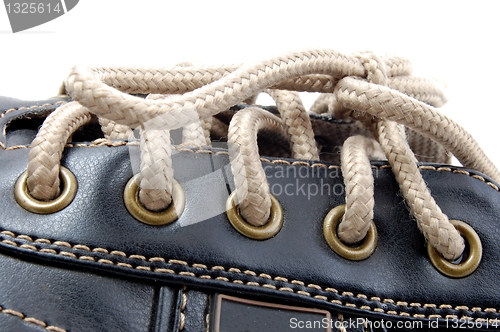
[[0, 232, 497, 321], [1, 101, 66, 119], [0, 305, 67, 332]]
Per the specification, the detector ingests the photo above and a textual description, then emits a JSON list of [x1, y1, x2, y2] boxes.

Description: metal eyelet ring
[[123, 174, 185, 226], [427, 219, 482, 278], [323, 205, 378, 261], [226, 191, 283, 240], [14, 167, 77, 214]]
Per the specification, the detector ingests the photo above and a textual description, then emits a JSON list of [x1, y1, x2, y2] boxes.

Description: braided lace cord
[[25, 49, 500, 261], [338, 51, 464, 258], [228, 107, 288, 225]]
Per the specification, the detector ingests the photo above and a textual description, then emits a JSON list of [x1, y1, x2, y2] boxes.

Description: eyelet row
[[322, 205, 482, 278], [14, 168, 482, 278]]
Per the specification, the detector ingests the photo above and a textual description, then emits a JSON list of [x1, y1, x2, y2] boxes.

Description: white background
[[1, 1, 499, 168]]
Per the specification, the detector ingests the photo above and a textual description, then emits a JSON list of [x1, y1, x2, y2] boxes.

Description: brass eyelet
[[225, 191, 283, 240], [323, 204, 378, 261], [427, 219, 482, 278], [124, 174, 185, 226], [14, 167, 77, 214]]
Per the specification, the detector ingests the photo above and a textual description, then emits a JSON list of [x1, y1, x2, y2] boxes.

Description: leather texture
[[1, 99, 500, 331]]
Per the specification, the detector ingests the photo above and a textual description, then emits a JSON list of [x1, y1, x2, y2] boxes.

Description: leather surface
[[1, 100, 500, 331], [0, 253, 163, 332], [183, 290, 209, 331]]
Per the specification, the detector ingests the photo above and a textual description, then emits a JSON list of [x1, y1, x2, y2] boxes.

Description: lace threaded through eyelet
[[14, 166, 77, 214], [226, 191, 283, 240], [323, 205, 378, 261], [124, 174, 185, 226], [427, 219, 482, 278]]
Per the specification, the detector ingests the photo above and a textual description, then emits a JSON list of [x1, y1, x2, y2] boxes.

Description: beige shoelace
[[25, 49, 500, 261]]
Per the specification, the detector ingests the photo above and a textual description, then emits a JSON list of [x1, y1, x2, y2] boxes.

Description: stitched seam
[[337, 313, 347, 332], [1, 143, 498, 193], [179, 287, 187, 331], [0, 305, 67, 332], [1, 232, 498, 321], [1, 101, 66, 119], [1, 101, 67, 151]]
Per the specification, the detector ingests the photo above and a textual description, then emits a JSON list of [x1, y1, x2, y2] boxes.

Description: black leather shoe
[[1, 50, 499, 332]]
